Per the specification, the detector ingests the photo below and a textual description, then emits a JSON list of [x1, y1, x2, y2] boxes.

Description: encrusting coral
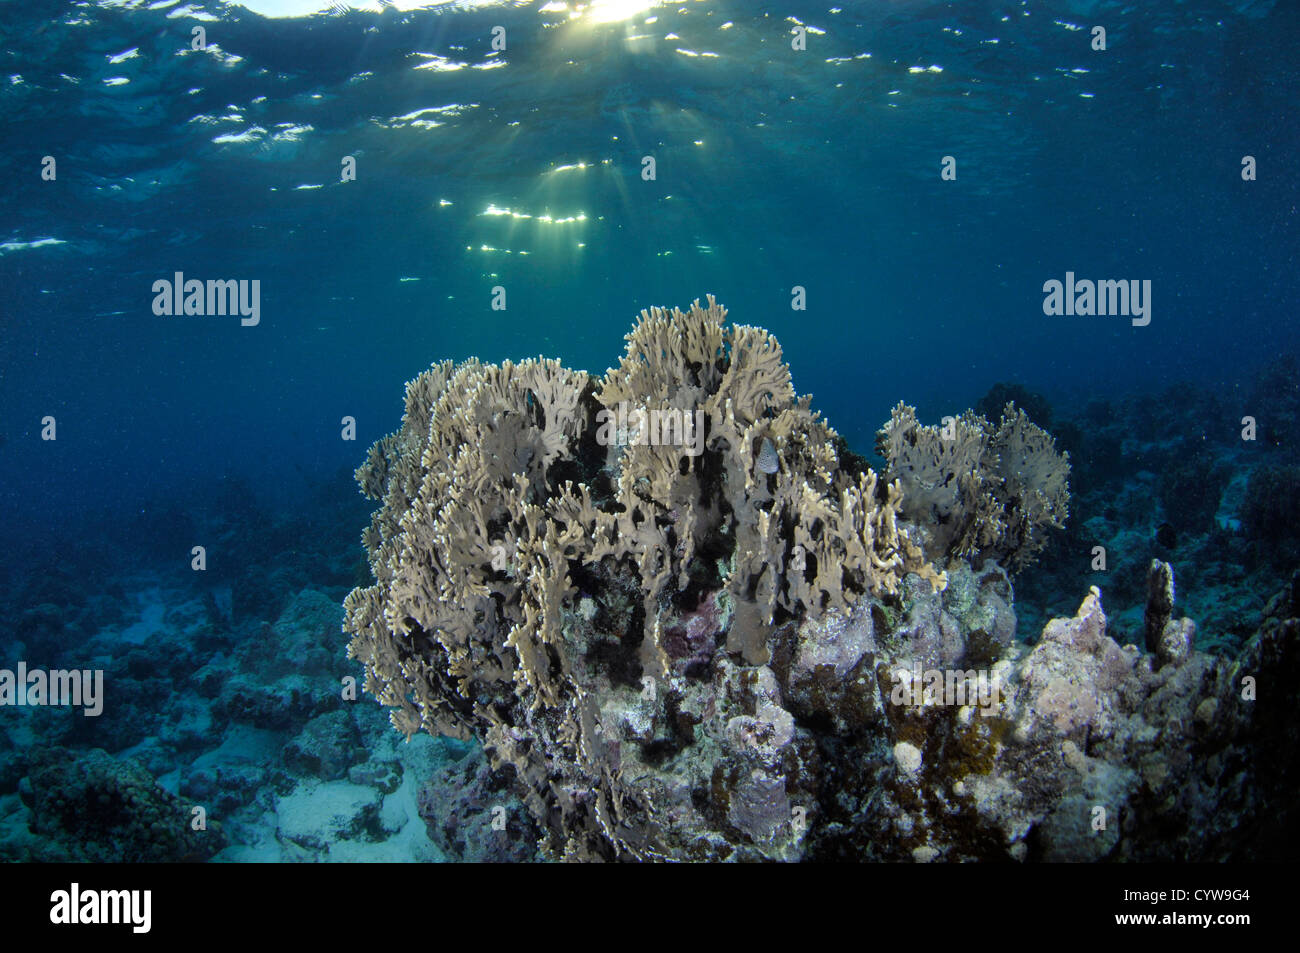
[[344, 297, 1295, 861]]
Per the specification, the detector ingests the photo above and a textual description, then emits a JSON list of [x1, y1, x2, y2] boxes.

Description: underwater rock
[[282, 710, 362, 781], [347, 760, 403, 795], [274, 779, 381, 852], [416, 744, 539, 863], [216, 588, 346, 729], [181, 761, 266, 817], [1144, 559, 1176, 653], [216, 672, 338, 729]]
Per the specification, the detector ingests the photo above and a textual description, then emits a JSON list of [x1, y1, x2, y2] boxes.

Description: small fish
[[756, 437, 779, 475]]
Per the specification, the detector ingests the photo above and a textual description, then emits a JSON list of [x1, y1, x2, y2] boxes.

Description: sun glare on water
[[583, 0, 661, 24]]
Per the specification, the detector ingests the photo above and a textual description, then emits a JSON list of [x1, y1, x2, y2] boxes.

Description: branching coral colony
[[877, 402, 1070, 570], [345, 298, 1300, 861]]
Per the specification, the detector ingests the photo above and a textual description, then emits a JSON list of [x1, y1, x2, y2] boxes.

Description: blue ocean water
[[1, 0, 1297, 863]]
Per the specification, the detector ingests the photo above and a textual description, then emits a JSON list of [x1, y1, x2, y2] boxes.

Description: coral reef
[[0, 584, 464, 863], [17, 747, 224, 862], [345, 298, 1295, 861], [0, 297, 1291, 863], [812, 571, 1297, 861]]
